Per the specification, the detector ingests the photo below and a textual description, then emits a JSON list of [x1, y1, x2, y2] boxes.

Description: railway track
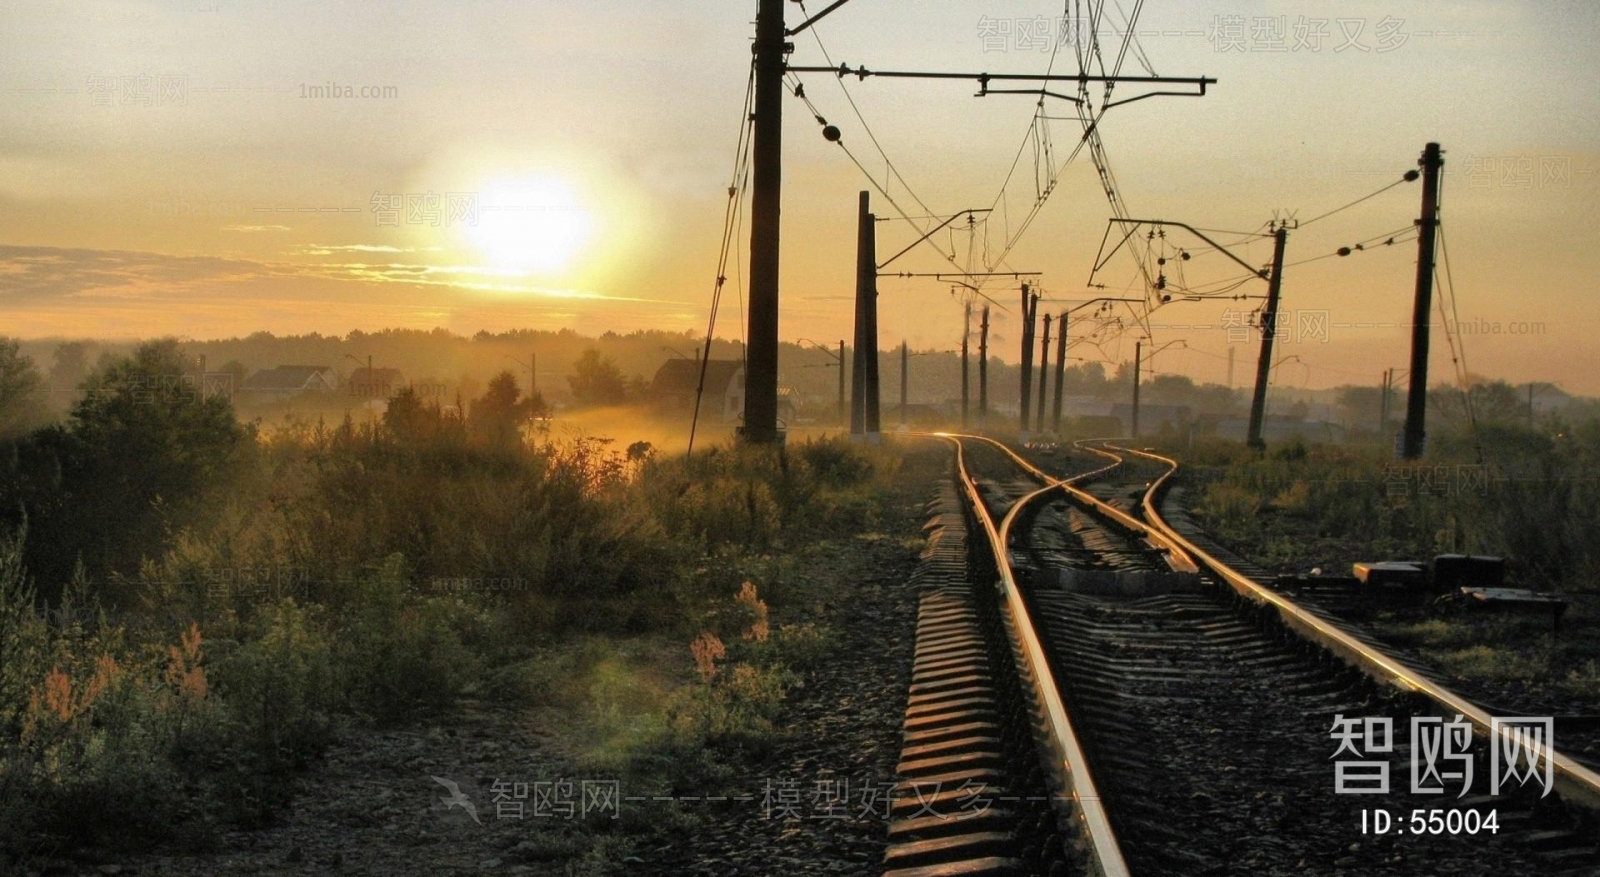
[[884, 434, 1600, 876]]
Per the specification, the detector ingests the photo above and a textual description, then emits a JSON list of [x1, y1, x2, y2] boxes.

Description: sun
[[461, 176, 594, 274]]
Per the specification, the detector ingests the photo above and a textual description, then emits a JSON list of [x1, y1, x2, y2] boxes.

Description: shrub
[[210, 599, 337, 772], [338, 556, 480, 724]]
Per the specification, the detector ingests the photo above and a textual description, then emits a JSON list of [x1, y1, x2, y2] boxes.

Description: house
[[1211, 416, 1347, 444], [239, 365, 338, 398], [648, 358, 800, 425], [1111, 402, 1191, 434], [348, 366, 405, 399], [651, 358, 745, 421]]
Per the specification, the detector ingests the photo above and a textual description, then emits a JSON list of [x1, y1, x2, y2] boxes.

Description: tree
[[47, 342, 90, 413], [0, 340, 253, 601], [0, 338, 48, 438], [567, 349, 627, 406], [470, 371, 547, 446], [383, 386, 437, 445]]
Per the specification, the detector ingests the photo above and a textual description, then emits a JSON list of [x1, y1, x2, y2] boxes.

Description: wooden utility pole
[[863, 215, 880, 438], [899, 340, 909, 426], [1132, 341, 1142, 438], [1036, 313, 1052, 433], [978, 305, 990, 427], [961, 301, 971, 428], [1246, 225, 1289, 449], [740, 17, 1215, 445], [837, 340, 845, 426], [742, 0, 786, 443], [1019, 285, 1037, 436], [851, 192, 871, 437], [1052, 311, 1067, 434], [1378, 369, 1391, 435], [1403, 142, 1444, 460]]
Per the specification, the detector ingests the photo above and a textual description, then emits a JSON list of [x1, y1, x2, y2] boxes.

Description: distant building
[[239, 365, 338, 398], [1060, 395, 1115, 418], [650, 358, 744, 421], [1211, 416, 1347, 444], [1111, 402, 1191, 434], [348, 366, 405, 399], [648, 358, 798, 425]]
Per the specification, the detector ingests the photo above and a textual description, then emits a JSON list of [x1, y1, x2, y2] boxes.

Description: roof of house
[[651, 359, 743, 397], [240, 365, 334, 391]]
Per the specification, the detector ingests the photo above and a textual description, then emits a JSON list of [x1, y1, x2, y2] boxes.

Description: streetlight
[[504, 352, 538, 396], [344, 352, 377, 445], [1141, 338, 1188, 373], [1263, 354, 1310, 422], [895, 341, 939, 429], [797, 338, 846, 426], [1042, 296, 1146, 435], [1271, 354, 1310, 389], [1528, 381, 1560, 428], [343, 352, 373, 397], [1129, 338, 1186, 438]]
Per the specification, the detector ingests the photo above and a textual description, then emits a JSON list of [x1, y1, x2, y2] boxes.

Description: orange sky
[[2, 1, 1597, 392]]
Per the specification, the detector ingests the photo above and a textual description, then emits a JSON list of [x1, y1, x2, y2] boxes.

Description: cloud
[[0, 245, 684, 317], [296, 243, 410, 254], [223, 224, 292, 233]]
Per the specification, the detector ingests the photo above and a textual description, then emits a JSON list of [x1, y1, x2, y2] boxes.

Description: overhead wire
[[1298, 173, 1415, 227], [687, 59, 758, 456]]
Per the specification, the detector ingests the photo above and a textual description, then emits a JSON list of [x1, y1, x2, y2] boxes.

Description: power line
[[1298, 171, 1417, 227], [688, 60, 759, 455], [793, 2, 940, 223]]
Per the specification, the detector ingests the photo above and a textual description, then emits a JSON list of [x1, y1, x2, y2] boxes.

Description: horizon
[[4, 1, 1597, 395]]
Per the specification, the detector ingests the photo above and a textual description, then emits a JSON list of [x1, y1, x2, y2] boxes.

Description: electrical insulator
[[822, 125, 841, 142]]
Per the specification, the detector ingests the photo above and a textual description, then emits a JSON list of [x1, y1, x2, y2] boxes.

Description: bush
[[0, 537, 225, 855], [210, 600, 337, 772], [338, 556, 481, 725]]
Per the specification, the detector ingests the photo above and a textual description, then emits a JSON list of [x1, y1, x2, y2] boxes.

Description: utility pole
[[1019, 285, 1037, 437], [1246, 224, 1289, 450], [1132, 341, 1142, 439], [1052, 310, 1067, 435], [1378, 369, 1391, 434], [978, 305, 990, 427], [899, 340, 909, 427], [1036, 313, 1052, 433], [851, 191, 871, 438], [1403, 142, 1444, 460], [837, 339, 845, 426], [864, 216, 880, 439], [741, 0, 786, 443], [960, 301, 971, 428], [1226, 346, 1235, 389], [741, 21, 1215, 444]]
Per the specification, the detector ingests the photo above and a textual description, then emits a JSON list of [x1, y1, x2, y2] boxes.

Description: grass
[[0, 356, 900, 868], [1172, 422, 1600, 714]]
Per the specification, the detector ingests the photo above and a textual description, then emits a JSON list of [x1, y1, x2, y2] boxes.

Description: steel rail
[[1111, 442, 1600, 812], [937, 434, 1130, 877]]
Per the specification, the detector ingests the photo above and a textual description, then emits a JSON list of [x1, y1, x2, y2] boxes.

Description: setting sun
[[460, 176, 594, 274]]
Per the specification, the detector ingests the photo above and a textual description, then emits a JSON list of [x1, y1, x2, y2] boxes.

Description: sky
[[1, 1, 1597, 392]]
